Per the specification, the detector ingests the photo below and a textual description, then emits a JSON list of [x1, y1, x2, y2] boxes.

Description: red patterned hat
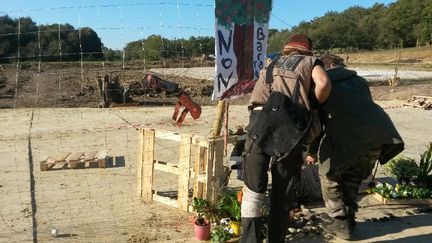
[[285, 34, 313, 52]]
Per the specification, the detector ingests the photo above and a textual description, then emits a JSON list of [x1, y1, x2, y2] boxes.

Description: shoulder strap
[[265, 56, 280, 88]]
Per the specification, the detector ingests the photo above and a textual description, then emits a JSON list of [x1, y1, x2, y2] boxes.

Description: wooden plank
[[96, 150, 108, 160], [373, 193, 432, 205], [96, 150, 108, 168], [46, 156, 56, 163], [412, 95, 432, 99], [53, 152, 71, 162], [154, 129, 209, 147], [193, 145, 206, 199], [69, 161, 85, 169], [142, 129, 155, 200], [212, 138, 225, 201], [154, 161, 180, 174], [52, 161, 68, 170], [155, 130, 182, 142], [178, 134, 192, 211], [40, 161, 49, 171], [84, 151, 98, 161], [68, 152, 84, 162], [192, 142, 201, 199], [153, 194, 178, 208], [40, 160, 55, 171], [88, 160, 99, 168], [204, 140, 215, 200], [199, 135, 237, 147], [136, 129, 145, 197]]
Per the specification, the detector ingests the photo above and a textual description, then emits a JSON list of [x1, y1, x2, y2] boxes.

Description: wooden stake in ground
[[224, 101, 230, 156], [210, 100, 226, 137]]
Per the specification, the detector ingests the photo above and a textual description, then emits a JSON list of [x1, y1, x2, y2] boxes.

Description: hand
[[306, 155, 317, 165]]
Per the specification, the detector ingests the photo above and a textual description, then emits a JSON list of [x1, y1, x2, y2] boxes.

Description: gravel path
[[150, 67, 432, 81]]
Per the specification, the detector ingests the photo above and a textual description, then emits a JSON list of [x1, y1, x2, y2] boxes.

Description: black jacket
[[310, 67, 404, 166]]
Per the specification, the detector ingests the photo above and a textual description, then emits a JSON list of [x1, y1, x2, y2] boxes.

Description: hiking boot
[[320, 212, 356, 227], [321, 216, 353, 240]]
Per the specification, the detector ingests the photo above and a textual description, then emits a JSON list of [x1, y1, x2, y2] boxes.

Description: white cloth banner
[[213, 0, 273, 100]]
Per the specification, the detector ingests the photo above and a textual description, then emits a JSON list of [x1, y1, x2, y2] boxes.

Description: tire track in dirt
[[26, 110, 38, 243]]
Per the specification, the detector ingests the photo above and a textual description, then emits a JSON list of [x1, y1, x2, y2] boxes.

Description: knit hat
[[285, 34, 313, 52]]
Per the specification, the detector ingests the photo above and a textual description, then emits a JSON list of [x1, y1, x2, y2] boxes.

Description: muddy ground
[[0, 63, 432, 243], [1, 63, 432, 109]]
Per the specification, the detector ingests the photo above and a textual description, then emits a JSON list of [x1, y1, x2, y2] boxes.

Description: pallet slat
[[40, 150, 108, 171], [178, 135, 192, 212], [52, 161, 68, 170], [68, 152, 84, 162], [84, 151, 98, 161], [142, 130, 155, 200], [54, 153, 71, 162]]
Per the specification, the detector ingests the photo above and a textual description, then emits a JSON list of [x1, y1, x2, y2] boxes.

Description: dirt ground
[[0, 102, 431, 243], [1, 63, 432, 109], [1, 64, 432, 243]]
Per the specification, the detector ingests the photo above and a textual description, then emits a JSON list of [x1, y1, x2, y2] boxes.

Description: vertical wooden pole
[[205, 140, 215, 200], [224, 101, 229, 156], [136, 129, 145, 197], [211, 100, 226, 137], [142, 129, 155, 200], [178, 135, 192, 211], [212, 138, 225, 201]]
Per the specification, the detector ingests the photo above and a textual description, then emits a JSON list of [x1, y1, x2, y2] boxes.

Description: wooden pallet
[[40, 150, 108, 171], [136, 128, 237, 212], [373, 193, 432, 205], [403, 95, 432, 110]]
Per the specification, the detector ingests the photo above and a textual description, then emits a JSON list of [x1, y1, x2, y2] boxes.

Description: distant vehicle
[[266, 53, 280, 60]]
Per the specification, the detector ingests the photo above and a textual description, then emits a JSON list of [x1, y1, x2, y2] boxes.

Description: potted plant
[[219, 190, 242, 237], [384, 156, 418, 184], [211, 224, 233, 243], [192, 197, 220, 241], [372, 181, 432, 202], [416, 142, 432, 187]]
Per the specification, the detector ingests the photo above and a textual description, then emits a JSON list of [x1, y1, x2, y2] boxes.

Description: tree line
[[1, 0, 431, 63], [0, 16, 103, 63], [267, 0, 432, 53]]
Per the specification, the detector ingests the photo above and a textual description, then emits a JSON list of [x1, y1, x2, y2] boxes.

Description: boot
[[321, 212, 356, 227], [321, 216, 353, 240]]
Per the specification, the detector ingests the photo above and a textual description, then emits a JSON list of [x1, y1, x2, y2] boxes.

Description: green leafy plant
[[372, 182, 432, 199], [384, 156, 418, 181], [417, 142, 432, 184], [219, 190, 241, 222], [192, 197, 220, 225], [211, 224, 232, 243]]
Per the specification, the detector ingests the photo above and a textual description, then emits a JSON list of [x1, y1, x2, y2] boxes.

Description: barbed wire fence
[[1, 1, 432, 243]]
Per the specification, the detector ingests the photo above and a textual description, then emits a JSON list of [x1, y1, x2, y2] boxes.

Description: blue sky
[[1, 0, 396, 50]]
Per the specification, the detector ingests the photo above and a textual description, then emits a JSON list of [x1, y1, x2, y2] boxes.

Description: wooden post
[[136, 129, 145, 197], [212, 138, 225, 201], [142, 129, 155, 200], [211, 100, 226, 137], [224, 101, 229, 156], [204, 140, 215, 200], [178, 134, 192, 211]]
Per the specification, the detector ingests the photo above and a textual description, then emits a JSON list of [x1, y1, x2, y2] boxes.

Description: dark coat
[[311, 67, 404, 167]]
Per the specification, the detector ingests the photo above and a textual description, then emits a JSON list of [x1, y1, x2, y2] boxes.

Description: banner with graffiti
[[213, 0, 273, 100]]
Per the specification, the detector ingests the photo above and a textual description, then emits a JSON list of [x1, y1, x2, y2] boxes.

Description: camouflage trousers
[[319, 150, 380, 218]]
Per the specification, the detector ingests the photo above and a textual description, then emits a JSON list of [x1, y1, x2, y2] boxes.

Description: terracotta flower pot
[[194, 220, 210, 241]]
